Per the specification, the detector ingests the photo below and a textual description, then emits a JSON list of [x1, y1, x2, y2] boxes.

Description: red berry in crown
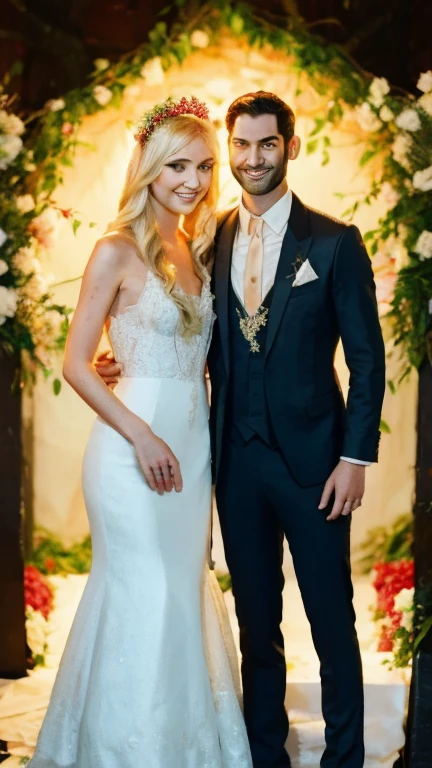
[[134, 95, 210, 146]]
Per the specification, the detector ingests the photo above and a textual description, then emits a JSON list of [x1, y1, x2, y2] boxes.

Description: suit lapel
[[265, 193, 313, 357], [214, 208, 239, 376]]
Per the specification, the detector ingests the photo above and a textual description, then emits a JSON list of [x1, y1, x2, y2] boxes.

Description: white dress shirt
[[230, 189, 370, 467]]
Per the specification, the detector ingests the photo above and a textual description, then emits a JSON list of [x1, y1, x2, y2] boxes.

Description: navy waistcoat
[[227, 283, 276, 445]]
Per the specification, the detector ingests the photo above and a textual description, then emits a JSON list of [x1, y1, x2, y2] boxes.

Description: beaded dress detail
[[29, 269, 252, 768]]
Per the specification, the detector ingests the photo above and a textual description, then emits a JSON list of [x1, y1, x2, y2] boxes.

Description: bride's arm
[[63, 238, 182, 494], [63, 239, 135, 437]]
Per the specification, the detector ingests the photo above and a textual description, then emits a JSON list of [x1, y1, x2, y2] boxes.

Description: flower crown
[[134, 96, 210, 146]]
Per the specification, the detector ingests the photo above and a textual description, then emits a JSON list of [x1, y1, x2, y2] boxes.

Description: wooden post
[[0, 350, 27, 678], [405, 360, 432, 767]]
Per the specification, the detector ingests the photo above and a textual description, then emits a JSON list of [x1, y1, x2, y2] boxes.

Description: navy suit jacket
[[207, 192, 386, 487]]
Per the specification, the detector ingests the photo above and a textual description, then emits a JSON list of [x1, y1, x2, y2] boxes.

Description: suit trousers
[[215, 430, 364, 768]]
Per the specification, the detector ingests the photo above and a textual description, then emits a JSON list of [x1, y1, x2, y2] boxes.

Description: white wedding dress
[[29, 269, 252, 768]]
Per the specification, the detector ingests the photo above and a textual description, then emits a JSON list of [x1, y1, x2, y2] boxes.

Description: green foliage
[[389, 258, 432, 372], [356, 513, 413, 575], [29, 529, 93, 575]]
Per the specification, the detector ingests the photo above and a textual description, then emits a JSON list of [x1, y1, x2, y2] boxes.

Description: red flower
[[377, 624, 394, 652], [24, 565, 54, 620], [58, 208, 73, 220], [373, 560, 414, 652]]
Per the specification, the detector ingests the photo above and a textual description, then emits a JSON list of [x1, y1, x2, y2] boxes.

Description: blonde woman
[[29, 97, 252, 768]]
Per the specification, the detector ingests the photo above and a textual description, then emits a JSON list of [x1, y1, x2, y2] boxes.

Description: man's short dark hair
[[225, 91, 295, 143]]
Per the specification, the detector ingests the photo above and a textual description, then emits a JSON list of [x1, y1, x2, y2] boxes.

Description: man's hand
[[318, 461, 365, 521], [95, 351, 122, 389]]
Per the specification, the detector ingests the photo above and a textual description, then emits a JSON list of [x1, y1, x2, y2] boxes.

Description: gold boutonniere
[[236, 305, 269, 353], [286, 249, 304, 279]]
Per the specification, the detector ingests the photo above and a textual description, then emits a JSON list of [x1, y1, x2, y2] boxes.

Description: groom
[[207, 91, 385, 768], [98, 92, 385, 767]]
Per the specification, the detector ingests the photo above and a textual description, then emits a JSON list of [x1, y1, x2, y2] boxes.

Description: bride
[[29, 96, 252, 768]]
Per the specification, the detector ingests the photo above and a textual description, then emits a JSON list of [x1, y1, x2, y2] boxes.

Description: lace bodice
[[108, 269, 214, 380]]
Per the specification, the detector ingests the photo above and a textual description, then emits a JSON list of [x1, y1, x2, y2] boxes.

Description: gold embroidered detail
[[236, 305, 269, 353]]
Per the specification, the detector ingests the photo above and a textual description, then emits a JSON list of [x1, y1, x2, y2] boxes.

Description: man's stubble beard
[[230, 154, 288, 197]]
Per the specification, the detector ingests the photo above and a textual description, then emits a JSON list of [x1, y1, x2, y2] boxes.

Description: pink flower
[[61, 122, 74, 137]]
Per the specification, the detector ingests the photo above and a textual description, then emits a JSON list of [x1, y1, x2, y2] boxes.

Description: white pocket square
[[292, 259, 319, 287]]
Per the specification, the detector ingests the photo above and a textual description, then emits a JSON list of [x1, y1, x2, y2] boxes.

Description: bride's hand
[[132, 423, 183, 495]]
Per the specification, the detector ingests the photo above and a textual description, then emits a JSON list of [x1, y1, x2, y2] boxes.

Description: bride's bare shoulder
[[89, 231, 143, 274]]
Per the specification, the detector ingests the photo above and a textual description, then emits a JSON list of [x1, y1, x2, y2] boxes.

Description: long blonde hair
[[108, 114, 219, 338]]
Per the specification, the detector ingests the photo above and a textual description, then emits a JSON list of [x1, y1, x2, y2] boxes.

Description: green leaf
[[53, 378, 62, 396], [306, 139, 318, 155], [230, 14, 245, 36], [158, 4, 173, 15], [309, 117, 326, 137], [8, 59, 24, 78], [359, 149, 376, 168], [414, 616, 432, 653], [72, 219, 82, 236], [379, 418, 391, 434], [89, 222, 97, 228], [387, 380, 396, 395]]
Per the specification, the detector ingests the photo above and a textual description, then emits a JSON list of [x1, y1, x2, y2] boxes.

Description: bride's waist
[[113, 376, 207, 399], [111, 376, 209, 425]]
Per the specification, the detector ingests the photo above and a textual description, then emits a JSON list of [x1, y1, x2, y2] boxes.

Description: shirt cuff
[[340, 457, 371, 466]]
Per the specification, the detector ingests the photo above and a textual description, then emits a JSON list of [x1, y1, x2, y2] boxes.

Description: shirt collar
[[238, 188, 293, 237]]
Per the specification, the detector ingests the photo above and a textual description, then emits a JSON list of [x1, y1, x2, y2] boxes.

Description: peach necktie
[[243, 216, 264, 316]]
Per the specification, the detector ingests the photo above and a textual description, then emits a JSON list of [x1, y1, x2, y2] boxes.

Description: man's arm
[[318, 224, 386, 520], [333, 224, 386, 461]]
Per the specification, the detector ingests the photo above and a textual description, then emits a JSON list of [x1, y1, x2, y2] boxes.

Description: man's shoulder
[[216, 206, 238, 232], [306, 203, 353, 235]]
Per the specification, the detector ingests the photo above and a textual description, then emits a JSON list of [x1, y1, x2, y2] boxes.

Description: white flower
[[22, 273, 49, 301], [29, 207, 59, 249], [25, 606, 48, 659], [191, 30, 210, 49], [379, 105, 394, 122], [0, 134, 23, 169], [12, 247, 39, 276], [124, 83, 141, 98], [16, 193, 35, 213], [0, 227, 7, 248], [46, 98, 65, 112], [395, 109, 421, 132], [417, 71, 432, 94], [394, 587, 415, 613], [0, 285, 18, 324], [418, 92, 432, 117], [93, 85, 112, 106], [6, 114, 24, 136], [94, 58, 110, 71], [378, 182, 400, 208], [0, 260, 8, 276], [140, 57, 165, 86], [400, 609, 414, 632], [355, 102, 382, 132], [391, 134, 412, 169], [413, 165, 432, 192], [414, 230, 432, 260], [0, 109, 25, 136], [369, 77, 390, 108]]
